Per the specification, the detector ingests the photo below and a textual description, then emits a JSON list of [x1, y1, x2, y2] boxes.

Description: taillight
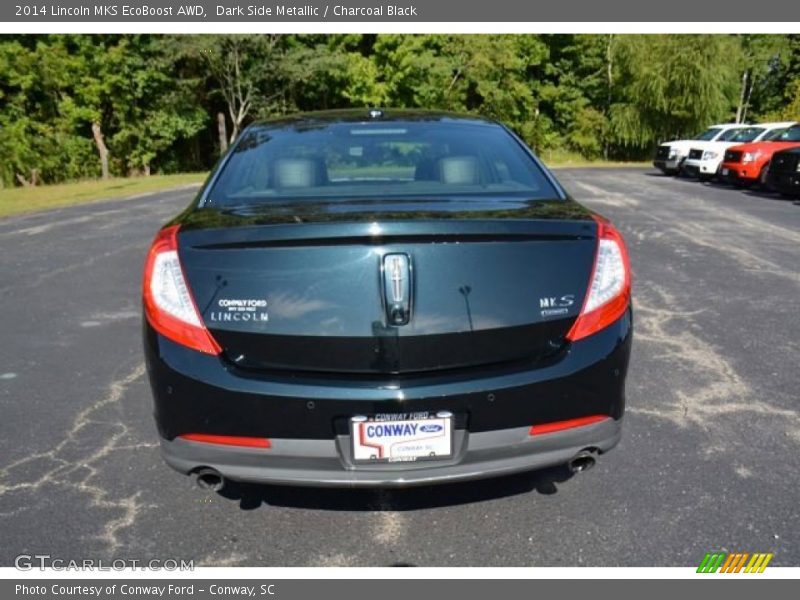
[[142, 225, 221, 355], [566, 216, 631, 342]]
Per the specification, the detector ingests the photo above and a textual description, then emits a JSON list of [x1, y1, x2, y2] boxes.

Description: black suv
[[767, 147, 800, 197]]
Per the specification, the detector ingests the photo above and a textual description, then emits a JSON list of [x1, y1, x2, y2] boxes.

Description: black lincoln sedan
[[142, 109, 632, 489]]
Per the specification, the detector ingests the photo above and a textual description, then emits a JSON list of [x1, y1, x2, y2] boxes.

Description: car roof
[[248, 109, 499, 130], [754, 121, 797, 129], [707, 122, 796, 130]]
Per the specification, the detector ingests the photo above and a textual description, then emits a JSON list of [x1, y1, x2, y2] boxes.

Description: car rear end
[[142, 111, 632, 488]]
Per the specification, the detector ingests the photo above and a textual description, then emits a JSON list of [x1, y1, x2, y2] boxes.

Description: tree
[[191, 35, 284, 142], [2, 33, 800, 187], [367, 35, 546, 145], [0, 34, 208, 184], [609, 35, 742, 151], [102, 36, 206, 175], [732, 35, 791, 123], [536, 35, 612, 158]]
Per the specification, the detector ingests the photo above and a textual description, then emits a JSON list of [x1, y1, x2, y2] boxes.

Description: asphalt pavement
[[0, 169, 797, 567]]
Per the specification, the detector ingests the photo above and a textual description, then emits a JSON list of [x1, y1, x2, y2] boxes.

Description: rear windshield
[[695, 128, 723, 141], [728, 127, 766, 142], [773, 127, 800, 142], [206, 121, 560, 206]]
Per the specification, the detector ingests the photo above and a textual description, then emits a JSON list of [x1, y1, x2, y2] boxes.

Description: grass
[[542, 148, 651, 169], [0, 172, 208, 218]]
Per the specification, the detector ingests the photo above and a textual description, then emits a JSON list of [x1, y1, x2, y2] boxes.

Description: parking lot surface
[[0, 168, 797, 567]]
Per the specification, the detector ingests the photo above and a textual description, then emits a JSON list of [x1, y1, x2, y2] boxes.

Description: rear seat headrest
[[272, 157, 327, 188], [438, 156, 479, 185]]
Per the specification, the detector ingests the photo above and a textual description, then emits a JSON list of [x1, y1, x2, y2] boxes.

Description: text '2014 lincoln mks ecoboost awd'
[[142, 109, 632, 489]]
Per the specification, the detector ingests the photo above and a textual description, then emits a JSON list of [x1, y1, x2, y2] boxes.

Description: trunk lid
[[176, 199, 597, 375]]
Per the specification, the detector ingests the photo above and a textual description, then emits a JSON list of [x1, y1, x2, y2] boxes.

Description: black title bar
[[4, 0, 800, 22]]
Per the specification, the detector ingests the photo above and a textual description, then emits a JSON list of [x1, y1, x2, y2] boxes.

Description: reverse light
[[180, 434, 271, 449], [529, 415, 610, 436], [566, 216, 631, 342], [143, 225, 221, 355]]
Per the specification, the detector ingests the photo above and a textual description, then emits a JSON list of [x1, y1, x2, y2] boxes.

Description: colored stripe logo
[[697, 552, 773, 573]]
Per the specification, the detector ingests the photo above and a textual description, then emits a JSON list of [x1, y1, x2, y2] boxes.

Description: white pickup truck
[[681, 121, 796, 181], [653, 124, 745, 176]]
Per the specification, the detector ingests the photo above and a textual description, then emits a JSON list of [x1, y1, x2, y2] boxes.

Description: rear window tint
[[206, 121, 560, 206]]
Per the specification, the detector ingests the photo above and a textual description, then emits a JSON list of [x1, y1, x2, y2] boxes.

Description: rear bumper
[[160, 417, 622, 488], [144, 309, 632, 487]]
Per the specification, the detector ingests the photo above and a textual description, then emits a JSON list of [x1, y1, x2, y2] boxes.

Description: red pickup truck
[[721, 124, 800, 188]]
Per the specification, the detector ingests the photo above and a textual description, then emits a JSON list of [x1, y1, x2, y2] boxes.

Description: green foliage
[[1, 34, 799, 187], [761, 79, 800, 121], [0, 34, 207, 184], [609, 36, 742, 149], [757, 35, 800, 122]]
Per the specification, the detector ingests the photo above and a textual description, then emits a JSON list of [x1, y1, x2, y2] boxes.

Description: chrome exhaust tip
[[194, 467, 225, 492], [568, 451, 597, 474]]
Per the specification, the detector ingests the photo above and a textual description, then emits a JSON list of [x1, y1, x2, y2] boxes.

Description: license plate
[[351, 414, 453, 462], [722, 168, 729, 176]]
